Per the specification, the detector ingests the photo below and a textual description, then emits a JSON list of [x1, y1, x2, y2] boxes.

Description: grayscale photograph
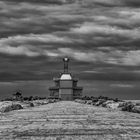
[[0, 0, 140, 139]]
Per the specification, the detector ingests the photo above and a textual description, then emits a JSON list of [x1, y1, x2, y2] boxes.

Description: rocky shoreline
[[1, 97, 140, 114], [75, 97, 140, 114], [0, 99, 59, 113]]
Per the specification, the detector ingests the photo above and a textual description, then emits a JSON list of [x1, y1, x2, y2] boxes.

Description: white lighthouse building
[[49, 57, 83, 100]]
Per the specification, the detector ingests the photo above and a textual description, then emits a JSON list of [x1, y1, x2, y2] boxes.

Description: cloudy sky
[[0, 0, 140, 99]]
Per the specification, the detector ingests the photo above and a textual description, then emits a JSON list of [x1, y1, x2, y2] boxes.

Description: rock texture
[[0, 101, 140, 139], [0, 99, 58, 113], [0, 101, 23, 113], [75, 99, 140, 114]]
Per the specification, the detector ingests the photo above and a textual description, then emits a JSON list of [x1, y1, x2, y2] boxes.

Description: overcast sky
[[0, 0, 140, 99]]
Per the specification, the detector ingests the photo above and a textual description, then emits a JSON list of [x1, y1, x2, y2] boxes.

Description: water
[[0, 80, 140, 100]]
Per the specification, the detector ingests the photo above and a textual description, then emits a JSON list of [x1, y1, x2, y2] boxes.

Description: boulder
[[95, 99, 106, 106], [91, 99, 98, 105], [121, 102, 135, 112], [118, 102, 126, 108], [86, 100, 93, 105], [106, 102, 120, 110], [75, 99, 86, 104], [132, 106, 140, 113], [29, 102, 34, 107], [0, 102, 23, 113], [19, 101, 33, 108], [48, 99, 56, 103], [101, 100, 114, 107]]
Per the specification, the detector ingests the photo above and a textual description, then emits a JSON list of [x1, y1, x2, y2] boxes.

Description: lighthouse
[[49, 57, 83, 100]]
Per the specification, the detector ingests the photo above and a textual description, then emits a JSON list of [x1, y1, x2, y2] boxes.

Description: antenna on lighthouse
[[63, 57, 69, 73]]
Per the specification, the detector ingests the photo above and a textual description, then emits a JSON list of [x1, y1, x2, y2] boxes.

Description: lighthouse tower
[[49, 57, 83, 100]]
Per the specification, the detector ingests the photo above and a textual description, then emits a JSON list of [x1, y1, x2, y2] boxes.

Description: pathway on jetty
[[0, 101, 140, 140]]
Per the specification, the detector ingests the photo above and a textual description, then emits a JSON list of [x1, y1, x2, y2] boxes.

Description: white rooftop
[[60, 74, 72, 80]]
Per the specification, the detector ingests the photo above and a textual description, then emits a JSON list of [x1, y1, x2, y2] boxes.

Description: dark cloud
[[0, 0, 140, 84], [123, 0, 140, 7], [1, 0, 140, 8], [0, 0, 74, 4]]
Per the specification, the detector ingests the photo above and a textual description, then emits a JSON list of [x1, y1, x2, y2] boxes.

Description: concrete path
[[0, 101, 140, 140]]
